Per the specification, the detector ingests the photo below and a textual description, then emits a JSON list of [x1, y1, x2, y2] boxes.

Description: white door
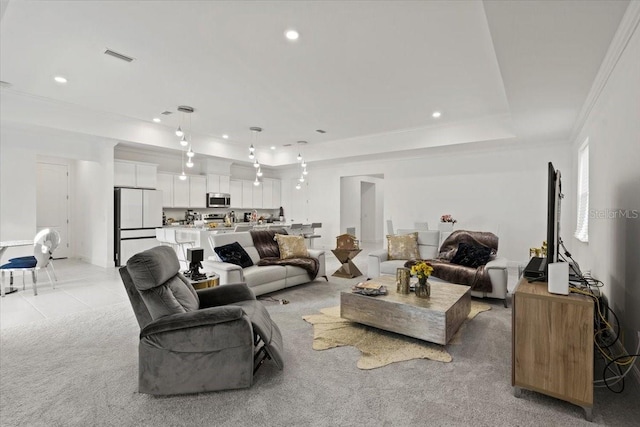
[[37, 162, 71, 258]]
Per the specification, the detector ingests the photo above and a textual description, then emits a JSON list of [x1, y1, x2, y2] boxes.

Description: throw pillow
[[214, 241, 254, 268], [275, 234, 309, 259], [387, 233, 420, 260], [450, 242, 492, 268]]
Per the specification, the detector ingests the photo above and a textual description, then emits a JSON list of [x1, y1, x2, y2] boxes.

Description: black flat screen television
[[546, 162, 562, 277]]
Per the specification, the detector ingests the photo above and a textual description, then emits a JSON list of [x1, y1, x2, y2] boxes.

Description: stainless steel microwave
[[207, 193, 231, 208]]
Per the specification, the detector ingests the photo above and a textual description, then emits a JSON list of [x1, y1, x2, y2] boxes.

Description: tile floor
[[0, 259, 129, 330]]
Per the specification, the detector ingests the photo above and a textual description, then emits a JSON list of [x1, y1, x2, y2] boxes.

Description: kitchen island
[[159, 223, 290, 260]]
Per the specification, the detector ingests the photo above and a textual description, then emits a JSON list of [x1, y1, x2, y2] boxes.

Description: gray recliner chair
[[119, 245, 283, 395]]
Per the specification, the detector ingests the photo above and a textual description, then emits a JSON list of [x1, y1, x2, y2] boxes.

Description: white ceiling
[[0, 0, 630, 167]]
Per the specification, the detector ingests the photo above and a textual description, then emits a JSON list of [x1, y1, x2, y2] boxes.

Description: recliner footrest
[[234, 300, 284, 370]]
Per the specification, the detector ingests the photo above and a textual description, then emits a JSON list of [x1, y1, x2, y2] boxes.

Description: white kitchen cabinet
[[229, 180, 242, 208], [242, 180, 253, 208], [219, 175, 230, 193], [157, 173, 174, 207], [252, 182, 263, 208], [136, 163, 157, 188], [207, 174, 231, 194], [189, 175, 207, 208], [114, 161, 136, 187], [273, 179, 281, 208], [262, 179, 273, 208], [114, 160, 157, 189], [173, 175, 190, 207]]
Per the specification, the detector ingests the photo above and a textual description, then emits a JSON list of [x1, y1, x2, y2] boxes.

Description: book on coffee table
[[352, 281, 387, 296]]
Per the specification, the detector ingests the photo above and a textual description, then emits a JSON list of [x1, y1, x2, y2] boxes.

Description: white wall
[[570, 13, 640, 356], [0, 125, 116, 267], [281, 140, 570, 260], [74, 160, 112, 266]]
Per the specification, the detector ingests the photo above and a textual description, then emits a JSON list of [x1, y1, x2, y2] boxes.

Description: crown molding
[[570, 1, 640, 144]]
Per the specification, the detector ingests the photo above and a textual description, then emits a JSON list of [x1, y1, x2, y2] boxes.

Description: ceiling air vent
[[177, 105, 195, 113], [104, 49, 135, 62], [161, 111, 173, 115]]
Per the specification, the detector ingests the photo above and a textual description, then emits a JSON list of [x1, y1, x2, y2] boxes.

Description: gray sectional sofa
[[204, 231, 327, 296]]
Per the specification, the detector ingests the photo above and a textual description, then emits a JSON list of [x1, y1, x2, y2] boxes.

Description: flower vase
[[415, 277, 431, 298]]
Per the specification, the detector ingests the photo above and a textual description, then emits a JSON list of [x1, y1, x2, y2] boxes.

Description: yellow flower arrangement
[[411, 261, 433, 280]]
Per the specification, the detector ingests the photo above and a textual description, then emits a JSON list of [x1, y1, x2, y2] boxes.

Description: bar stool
[[302, 223, 322, 248], [163, 229, 195, 269]]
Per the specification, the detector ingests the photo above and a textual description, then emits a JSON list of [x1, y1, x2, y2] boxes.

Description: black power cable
[[603, 354, 640, 393]]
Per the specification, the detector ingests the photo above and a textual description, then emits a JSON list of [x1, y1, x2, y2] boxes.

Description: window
[[575, 140, 589, 242]]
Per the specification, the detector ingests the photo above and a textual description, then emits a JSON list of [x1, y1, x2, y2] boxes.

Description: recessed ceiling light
[[222, 134, 229, 139], [152, 118, 161, 123], [432, 111, 442, 118], [54, 76, 67, 84], [285, 30, 299, 41], [270, 146, 276, 150]]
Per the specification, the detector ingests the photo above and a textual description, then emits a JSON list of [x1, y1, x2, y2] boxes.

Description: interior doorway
[[37, 162, 70, 258], [340, 174, 384, 244]]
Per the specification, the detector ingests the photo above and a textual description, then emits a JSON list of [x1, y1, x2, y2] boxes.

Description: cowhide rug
[[302, 301, 490, 369]]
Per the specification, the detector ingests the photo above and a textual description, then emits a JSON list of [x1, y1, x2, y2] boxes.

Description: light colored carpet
[[2, 277, 639, 426], [302, 301, 491, 369]]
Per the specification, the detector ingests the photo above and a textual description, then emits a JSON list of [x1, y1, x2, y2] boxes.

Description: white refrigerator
[[114, 188, 163, 266]]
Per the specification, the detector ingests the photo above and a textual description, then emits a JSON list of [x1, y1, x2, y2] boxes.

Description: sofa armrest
[[368, 249, 388, 279], [202, 260, 244, 285], [307, 249, 326, 278], [140, 305, 245, 338], [307, 249, 324, 259], [197, 283, 256, 308], [485, 257, 508, 299], [485, 257, 508, 270]]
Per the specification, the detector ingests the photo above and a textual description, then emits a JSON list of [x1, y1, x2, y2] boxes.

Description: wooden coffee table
[[340, 275, 471, 345]]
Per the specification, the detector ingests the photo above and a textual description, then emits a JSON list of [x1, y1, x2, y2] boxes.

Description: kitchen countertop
[[161, 223, 290, 231]]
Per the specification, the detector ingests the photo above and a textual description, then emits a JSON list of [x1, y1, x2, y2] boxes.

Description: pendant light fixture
[[176, 105, 195, 174], [295, 141, 309, 190], [249, 127, 263, 185]]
